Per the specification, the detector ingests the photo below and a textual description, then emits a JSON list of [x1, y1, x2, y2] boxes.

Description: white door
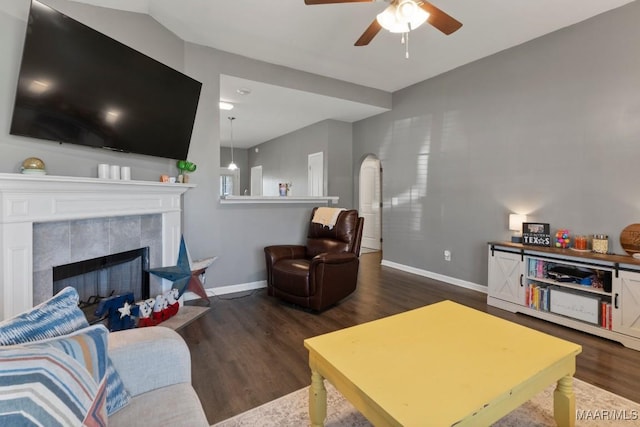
[[250, 165, 263, 196], [612, 271, 640, 338], [487, 249, 525, 305], [308, 152, 324, 197], [359, 156, 381, 250]]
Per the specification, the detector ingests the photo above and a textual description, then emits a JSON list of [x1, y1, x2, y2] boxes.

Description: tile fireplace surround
[[0, 173, 194, 321]]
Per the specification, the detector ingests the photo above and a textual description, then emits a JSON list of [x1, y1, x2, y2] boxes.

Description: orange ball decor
[[555, 229, 570, 248]]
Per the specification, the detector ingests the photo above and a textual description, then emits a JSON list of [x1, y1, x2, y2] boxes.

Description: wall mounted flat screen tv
[[10, 0, 202, 160]]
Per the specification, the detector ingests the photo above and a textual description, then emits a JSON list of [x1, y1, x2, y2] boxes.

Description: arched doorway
[[359, 155, 381, 252]]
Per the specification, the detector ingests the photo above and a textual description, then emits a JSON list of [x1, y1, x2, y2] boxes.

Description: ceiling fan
[[304, 0, 462, 47]]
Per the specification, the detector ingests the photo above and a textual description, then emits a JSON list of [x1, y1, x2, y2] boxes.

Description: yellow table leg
[[309, 370, 327, 427], [553, 375, 576, 427]]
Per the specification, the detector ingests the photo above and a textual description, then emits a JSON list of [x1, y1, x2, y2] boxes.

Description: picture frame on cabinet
[[522, 222, 551, 247]]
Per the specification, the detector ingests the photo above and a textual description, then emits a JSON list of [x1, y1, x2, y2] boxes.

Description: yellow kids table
[[304, 300, 582, 426]]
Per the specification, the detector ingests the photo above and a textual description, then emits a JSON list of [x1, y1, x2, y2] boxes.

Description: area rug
[[212, 378, 640, 426]]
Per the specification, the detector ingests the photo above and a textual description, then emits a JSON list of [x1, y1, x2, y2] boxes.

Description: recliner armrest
[[312, 252, 358, 265], [264, 245, 306, 265]]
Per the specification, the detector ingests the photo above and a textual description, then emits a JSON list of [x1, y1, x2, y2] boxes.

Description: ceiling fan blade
[[354, 19, 382, 46], [419, 1, 462, 35], [304, 0, 373, 4]]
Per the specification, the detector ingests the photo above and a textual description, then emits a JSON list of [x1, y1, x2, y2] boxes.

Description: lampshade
[[509, 214, 527, 232], [376, 1, 429, 33]]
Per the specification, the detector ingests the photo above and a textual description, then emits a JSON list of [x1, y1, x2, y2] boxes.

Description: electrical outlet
[[444, 250, 452, 261]]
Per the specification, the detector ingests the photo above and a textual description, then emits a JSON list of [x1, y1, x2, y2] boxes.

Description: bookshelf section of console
[[487, 242, 640, 351]]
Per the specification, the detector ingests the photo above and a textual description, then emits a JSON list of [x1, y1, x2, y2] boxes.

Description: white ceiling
[[68, 0, 635, 147], [219, 75, 388, 148]]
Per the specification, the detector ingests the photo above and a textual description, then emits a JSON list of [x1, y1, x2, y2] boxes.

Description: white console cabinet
[[488, 242, 640, 351]]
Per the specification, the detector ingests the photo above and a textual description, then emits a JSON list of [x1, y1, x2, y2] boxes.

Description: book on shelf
[[527, 282, 550, 312], [528, 258, 550, 280], [600, 301, 613, 330]]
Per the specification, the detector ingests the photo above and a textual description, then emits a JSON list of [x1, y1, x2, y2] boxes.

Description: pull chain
[[401, 23, 411, 59], [405, 31, 409, 59]]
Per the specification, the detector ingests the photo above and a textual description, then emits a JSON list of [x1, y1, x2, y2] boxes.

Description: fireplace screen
[[53, 247, 150, 323]]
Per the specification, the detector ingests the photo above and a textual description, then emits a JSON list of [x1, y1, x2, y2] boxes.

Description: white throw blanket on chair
[[312, 207, 346, 230]]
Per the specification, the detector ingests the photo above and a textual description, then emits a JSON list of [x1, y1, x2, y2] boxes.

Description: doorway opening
[[220, 169, 240, 196], [308, 152, 324, 196], [359, 155, 382, 253]]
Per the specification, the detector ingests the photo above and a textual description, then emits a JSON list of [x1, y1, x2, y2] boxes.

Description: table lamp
[[509, 214, 527, 243]]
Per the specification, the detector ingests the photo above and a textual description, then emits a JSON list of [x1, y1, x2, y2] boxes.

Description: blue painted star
[[148, 237, 192, 297]]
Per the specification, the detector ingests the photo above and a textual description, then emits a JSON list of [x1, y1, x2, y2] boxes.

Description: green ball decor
[[176, 160, 196, 173]]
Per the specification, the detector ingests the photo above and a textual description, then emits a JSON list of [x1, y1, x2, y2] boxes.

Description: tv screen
[[10, 0, 202, 160]]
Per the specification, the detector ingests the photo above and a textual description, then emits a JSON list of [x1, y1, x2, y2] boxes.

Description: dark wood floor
[[180, 251, 640, 425]]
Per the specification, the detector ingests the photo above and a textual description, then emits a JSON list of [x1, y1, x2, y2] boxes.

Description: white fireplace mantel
[[0, 173, 194, 320]]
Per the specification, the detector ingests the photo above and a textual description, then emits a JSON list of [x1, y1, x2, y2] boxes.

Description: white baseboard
[[182, 280, 267, 301], [183, 262, 487, 302], [380, 259, 487, 294]]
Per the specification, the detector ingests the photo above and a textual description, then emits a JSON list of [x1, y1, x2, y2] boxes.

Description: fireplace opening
[[53, 247, 150, 324]]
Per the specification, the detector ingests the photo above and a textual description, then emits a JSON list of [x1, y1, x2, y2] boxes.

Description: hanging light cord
[[229, 116, 235, 164], [228, 116, 237, 171]]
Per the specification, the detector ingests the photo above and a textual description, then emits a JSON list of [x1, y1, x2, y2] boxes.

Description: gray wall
[[249, 121, 327, 197], [353, 0, 640, 287], [0, 0, 388, 289], [327, 120, 354, 208], [248, 119, 353, 204]]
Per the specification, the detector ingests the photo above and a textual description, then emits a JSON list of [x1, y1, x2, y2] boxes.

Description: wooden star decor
[[188, 257, 217, 306], [148, 237, 217, 304], [148, 237, 192, 298]]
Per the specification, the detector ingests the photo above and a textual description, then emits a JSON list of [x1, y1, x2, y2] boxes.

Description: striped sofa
[[0, 287, 209, 426]]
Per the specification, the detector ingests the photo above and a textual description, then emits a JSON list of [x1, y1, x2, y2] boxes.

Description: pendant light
[[227, 116, 238, 171]]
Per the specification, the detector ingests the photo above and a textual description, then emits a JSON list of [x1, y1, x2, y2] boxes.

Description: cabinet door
[[488, 248, 524, 305], [612, 270, 640, 338]]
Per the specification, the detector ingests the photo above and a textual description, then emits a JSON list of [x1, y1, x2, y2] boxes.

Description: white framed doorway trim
[[359, 155, 381, 251]]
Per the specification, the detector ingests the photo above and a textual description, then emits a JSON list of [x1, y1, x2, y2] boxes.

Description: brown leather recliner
[[264, 208, 364, 311]]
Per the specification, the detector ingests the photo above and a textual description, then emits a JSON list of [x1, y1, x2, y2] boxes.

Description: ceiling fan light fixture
[[376, 5, 400, 32], [376, 1, 429, 33]]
